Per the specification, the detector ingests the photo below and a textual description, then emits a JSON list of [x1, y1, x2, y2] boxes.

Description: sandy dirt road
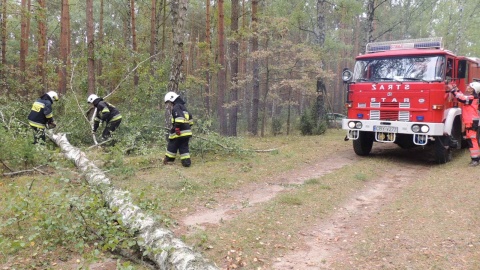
[[173, 143, 438, 269]]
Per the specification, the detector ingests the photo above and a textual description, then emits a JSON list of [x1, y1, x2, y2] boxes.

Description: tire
[[451, 116, 464, 149], [434, 135, 452, 164], [353, 131, 375, 156]]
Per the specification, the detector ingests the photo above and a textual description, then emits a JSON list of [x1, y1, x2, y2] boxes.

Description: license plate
[[374, 125, 398, 133]]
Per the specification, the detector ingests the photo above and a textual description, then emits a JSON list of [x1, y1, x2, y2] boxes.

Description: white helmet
[[469, 82, 480, 94], [46, 91, 59, 102], [164, 91, 179, 103], [87, 94, 99, 103]]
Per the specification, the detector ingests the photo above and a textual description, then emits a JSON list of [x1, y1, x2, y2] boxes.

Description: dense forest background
[[2, 1, 480, 267], [1, 0, 480, 137]]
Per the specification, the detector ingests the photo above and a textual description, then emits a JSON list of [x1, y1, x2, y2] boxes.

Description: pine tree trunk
[[315, 0, 325, 46], [20, 0, 29, 85], [166, 0, 188, 136], [97, 0, 104, 89], [58, 0, 70, 95], [161, 0, 167, 57], [37, 0, 47, 88], [86, 0, 95, 95], [150, 0, 157, 76], [240, 0, 250, 133], [365, 0, 375, 44], [217, 0, 227, 135], [228, 0, 239, 137], [250, 0, 260, 135], [1, 0, 6, 66], [168, 0, 188, 93], [204, 0, 211, 117], [131, 0, 139, 87]]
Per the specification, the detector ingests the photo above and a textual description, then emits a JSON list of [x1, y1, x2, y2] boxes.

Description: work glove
[[449, 84, 458, 93], [175, 127, 181, 135], [47, 122, 56, 129]]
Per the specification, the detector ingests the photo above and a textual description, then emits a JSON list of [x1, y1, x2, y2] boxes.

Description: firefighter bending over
[[27, 91, 59, 144], [163, 91, 193, 167], [449, 82, 480, 166], [87, 94, 122, 140]]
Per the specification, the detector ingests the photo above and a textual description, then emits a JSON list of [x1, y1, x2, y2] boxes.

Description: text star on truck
[[341, 37, 480, 163]]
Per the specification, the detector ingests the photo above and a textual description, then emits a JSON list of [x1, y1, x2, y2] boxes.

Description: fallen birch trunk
[[48, 132, 218, 270]]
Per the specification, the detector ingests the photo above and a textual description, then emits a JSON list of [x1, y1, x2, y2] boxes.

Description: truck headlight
[[342, 69, 353, 82]]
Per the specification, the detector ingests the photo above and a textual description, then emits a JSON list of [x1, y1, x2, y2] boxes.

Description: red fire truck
[[341, 37, 480, 163]]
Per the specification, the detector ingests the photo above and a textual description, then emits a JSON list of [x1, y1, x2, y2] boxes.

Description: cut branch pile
[[48, 132, 218, 270]]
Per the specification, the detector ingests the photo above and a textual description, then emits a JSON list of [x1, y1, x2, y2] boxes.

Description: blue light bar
[[416, 116, 424, 121], [366, 37, 443, 54]]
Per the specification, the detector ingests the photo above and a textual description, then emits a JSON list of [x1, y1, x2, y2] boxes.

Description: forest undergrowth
[[0, 96, 331, 268]]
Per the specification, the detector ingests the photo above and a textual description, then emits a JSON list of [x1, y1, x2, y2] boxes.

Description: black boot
[[181, 158, 191, 167], [469, 159, 479, 167]]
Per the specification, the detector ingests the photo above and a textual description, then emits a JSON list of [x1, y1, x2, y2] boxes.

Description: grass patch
[[354, 173, 368, 181], [304, 178, 319, 185], [277, 194, 303, 206]]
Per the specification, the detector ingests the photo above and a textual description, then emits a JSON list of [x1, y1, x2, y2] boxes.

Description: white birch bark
[[48, 132, 218, 270]]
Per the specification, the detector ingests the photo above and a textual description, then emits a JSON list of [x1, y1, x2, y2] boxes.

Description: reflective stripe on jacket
[[168, 101, 193, 139], [28, 98, 54, 129], [92, 98, 122, 131], [454, 91, 479, 125]]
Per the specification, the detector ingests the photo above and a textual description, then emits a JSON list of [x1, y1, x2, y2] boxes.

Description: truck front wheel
[[353, 131, 375, 156], [434, 136, 452, 164]]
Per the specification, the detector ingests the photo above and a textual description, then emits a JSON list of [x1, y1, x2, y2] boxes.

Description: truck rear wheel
[[353, 131, 375, 156], [434, 136, 452, 164]]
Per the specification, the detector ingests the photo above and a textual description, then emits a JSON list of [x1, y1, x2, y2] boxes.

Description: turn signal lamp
[[432, 105, 444, 110]]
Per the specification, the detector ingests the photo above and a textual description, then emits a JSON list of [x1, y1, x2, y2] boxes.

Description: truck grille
[[369, 102, 410, 121]]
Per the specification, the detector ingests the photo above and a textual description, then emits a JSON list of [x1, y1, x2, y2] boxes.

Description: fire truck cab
[[341, 37, 480, 163]]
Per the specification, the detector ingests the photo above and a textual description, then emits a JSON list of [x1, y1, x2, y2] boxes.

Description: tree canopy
[[1, 0, 480, 135]]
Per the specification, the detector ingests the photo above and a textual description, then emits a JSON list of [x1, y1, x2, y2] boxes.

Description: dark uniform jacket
[[28, 95, 55, 129], [92, 98, 122, 132], [169, 98, 193, 139]]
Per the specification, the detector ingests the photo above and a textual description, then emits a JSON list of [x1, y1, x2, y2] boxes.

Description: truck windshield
[[353, 56, 445, 82]]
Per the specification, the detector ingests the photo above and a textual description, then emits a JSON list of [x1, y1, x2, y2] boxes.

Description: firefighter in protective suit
[[449, 82, 480, 166], [163, 91, 193, 167], [28, 91, 59, 144], [87, 94, 122, 140]]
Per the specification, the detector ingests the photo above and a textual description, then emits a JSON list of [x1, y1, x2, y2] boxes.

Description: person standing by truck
[[449, 82, 480, 166]]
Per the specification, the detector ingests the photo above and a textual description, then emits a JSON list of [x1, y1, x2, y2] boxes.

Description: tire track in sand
[[272, 163, 428, 269], [178, 150, 358, 231]]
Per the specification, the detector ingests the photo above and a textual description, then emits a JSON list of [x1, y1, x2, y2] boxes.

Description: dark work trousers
[[31, 126, 46, 144], [102, 119, 122, 139], [165, 136, 191, 167]]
